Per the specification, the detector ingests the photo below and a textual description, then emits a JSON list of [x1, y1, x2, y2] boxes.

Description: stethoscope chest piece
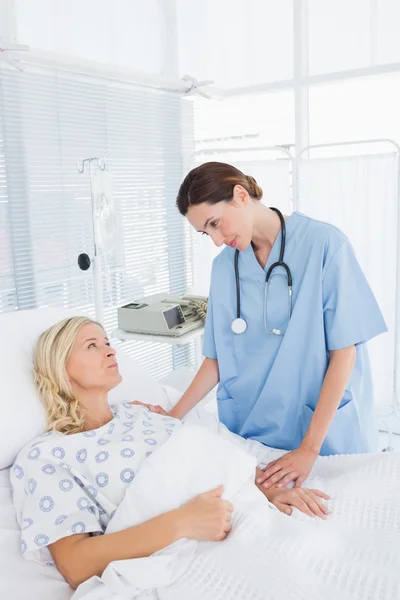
[[232, 207, 292, 337], [231, 317, 247, 335]]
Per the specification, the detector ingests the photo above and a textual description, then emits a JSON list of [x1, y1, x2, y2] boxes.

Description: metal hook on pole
[[77, 157, 106, 174]]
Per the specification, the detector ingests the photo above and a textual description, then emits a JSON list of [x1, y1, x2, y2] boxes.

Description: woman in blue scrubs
[[169, 161, 387, 489]]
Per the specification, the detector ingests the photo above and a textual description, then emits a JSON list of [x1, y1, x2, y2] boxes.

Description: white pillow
[[0, 308, 166, 470]]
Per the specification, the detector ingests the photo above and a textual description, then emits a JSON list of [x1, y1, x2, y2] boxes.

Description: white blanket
[[72, 411, 400, 600]]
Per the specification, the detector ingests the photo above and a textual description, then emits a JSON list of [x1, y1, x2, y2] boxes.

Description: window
[[0, 65, 194, 378], [309, 73, 400, 152]]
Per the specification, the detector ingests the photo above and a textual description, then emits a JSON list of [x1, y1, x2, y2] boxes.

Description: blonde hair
[[33, 316, 104, 435]]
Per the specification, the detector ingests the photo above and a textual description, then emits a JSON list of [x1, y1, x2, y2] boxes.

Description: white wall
[[4, 0, 177, 77]]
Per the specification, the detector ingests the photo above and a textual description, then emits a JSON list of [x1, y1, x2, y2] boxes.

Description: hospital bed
[[1, 308, 399, 600]]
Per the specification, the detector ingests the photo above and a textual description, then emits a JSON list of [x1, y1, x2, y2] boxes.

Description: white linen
[[73, 408, 400, 600]]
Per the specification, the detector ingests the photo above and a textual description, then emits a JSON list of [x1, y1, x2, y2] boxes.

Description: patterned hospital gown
[[11, 403, 181, 565]]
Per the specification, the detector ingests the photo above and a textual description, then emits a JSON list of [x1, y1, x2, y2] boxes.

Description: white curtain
[[297, 153, 399, 408], [189, 159, 291, 295]]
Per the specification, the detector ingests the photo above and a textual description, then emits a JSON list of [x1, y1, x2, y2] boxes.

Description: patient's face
[[66, 323, 122, 394]]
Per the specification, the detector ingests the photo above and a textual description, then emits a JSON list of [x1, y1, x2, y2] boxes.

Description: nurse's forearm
[[301, 345, 356, 454], [169, 357, 219, 419]]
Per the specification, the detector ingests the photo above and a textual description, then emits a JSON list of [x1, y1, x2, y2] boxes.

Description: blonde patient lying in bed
[[11, 316, 329, 590]]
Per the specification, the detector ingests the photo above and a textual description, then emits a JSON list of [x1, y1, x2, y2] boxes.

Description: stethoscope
[[231, 207, 293, 336]]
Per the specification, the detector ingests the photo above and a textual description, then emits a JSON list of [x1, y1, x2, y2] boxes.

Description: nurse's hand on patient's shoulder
[[265, 487, 330, 520], [257, 447, 318, 489], [178, 485, 234, 541], [129, 400, 168, 416]]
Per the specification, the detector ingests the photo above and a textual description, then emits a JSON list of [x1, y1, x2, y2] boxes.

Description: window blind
[[0, 65, 195, 379]]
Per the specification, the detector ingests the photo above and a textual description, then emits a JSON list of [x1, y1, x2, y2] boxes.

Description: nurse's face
[[186, 185, 254, 251], [66, 323, 122, 395]]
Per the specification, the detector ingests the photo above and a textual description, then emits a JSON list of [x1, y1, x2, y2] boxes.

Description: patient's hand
[[265, 487, 330, 520], [255, 468, 329, 519], [179, 485, 234, 541], [129, 400, 168, 416]]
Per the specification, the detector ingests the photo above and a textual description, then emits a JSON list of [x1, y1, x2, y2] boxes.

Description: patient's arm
[[49, 509, 182, 589], [49, 486, 233, 589]]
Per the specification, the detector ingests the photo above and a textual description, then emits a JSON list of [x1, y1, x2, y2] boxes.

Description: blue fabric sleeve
[[322, 241, 387, 351], [202, 284, 217, 360]]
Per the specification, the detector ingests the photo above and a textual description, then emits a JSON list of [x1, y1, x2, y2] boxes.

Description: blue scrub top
[[203, 212, 387, 455]]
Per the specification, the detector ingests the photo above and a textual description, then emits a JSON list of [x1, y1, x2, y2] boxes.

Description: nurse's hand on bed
[[129, 400, 168, 416], [257, 447, 318, 489]]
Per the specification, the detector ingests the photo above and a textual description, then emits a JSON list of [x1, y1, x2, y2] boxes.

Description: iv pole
[[77, 157, 106, 324]]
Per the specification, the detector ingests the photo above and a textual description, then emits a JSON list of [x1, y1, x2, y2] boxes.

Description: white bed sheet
[[0, 467, 72, 600]]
